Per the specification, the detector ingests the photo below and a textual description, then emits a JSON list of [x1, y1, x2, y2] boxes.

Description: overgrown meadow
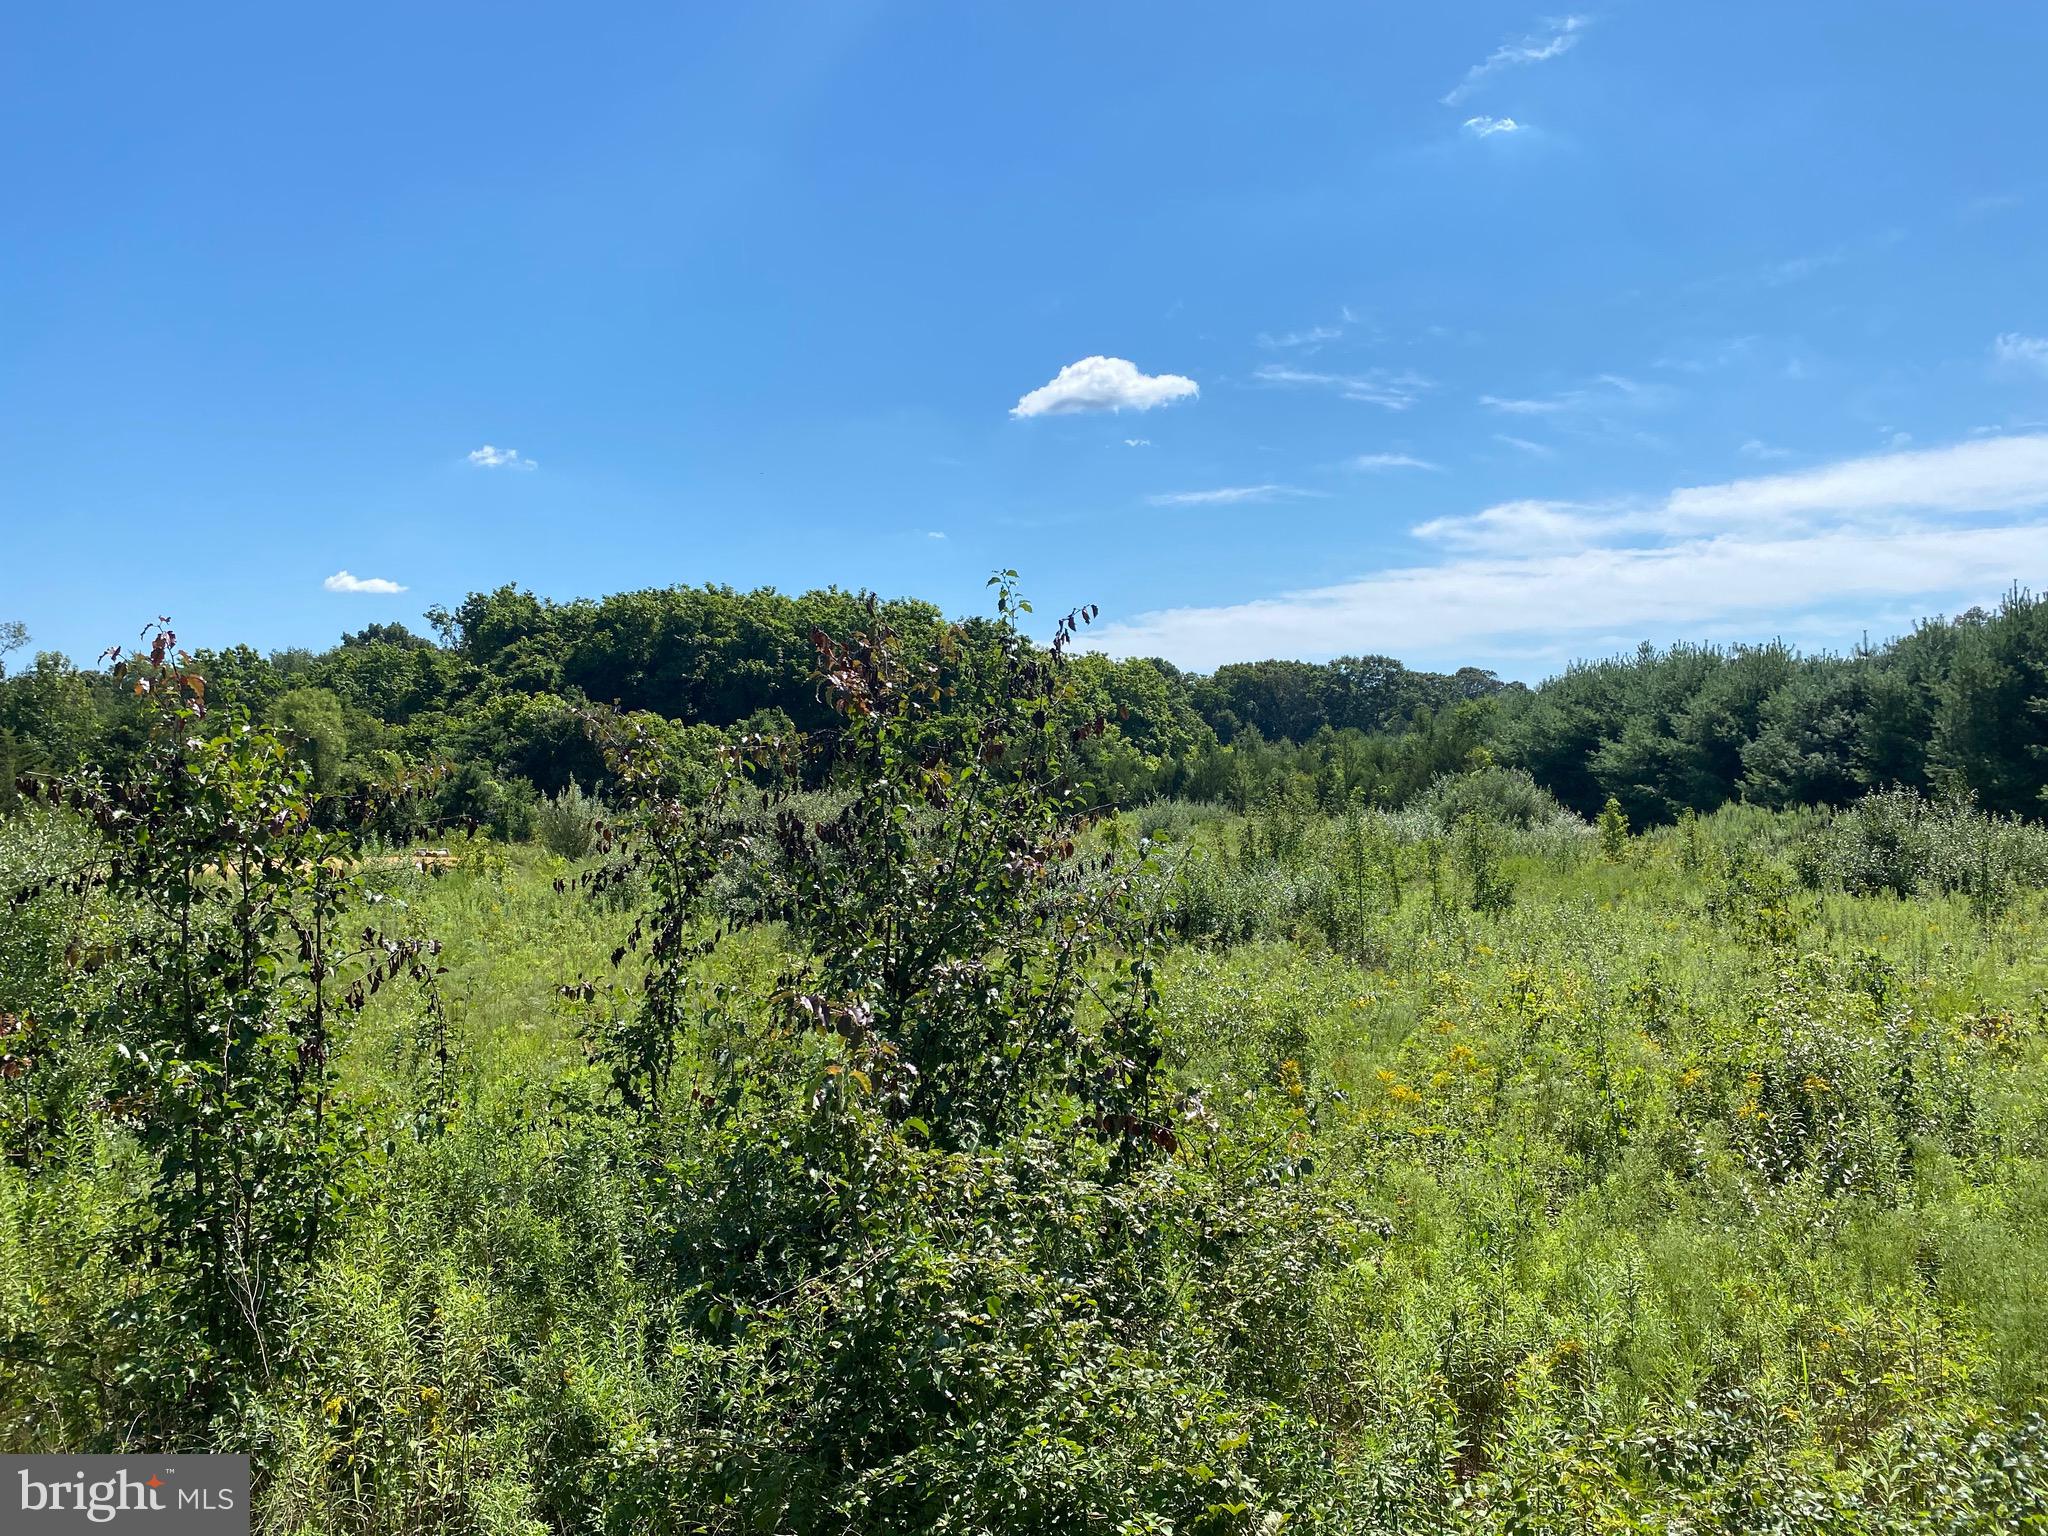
[[3, 607, 2048, 1534]]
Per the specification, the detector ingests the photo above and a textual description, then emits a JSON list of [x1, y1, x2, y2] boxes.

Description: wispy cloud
[[1692, 229, 1905, 298], [1739, 438, 1794, 461], [1462, 115, 1525, 138], [1257, 324, 1343, 350], [1993, 333, 2048, 375], [1760, 248, 1849, 287], [1654, 335, 1759, 374], [1351, 453, 1441, 472], [1443, 15, 1590, 105], [1961, 191, 2025, 219], [1480, 393, 1568, 415], [1091, 434, 2048, 670], [1478, 373, 1667, 432], [926, 531, 947, 540], [1146, 484, 1327, 507], [1256, 307, 1381, 353], [467, 444, 536, 471], [1254, 363, 1433, 411], [1012, 356, 1198, 417], [325, 570, 407, 595], [1494, 434, 1556, 458], [1123, 438, 1153, 448]]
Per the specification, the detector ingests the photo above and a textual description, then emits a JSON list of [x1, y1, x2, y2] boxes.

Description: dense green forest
[[4, 586, 2048, 1532], [5, 581, 2046, 834]]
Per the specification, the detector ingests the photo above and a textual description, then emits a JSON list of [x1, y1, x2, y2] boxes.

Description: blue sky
[[4, 2, 2047, 678]]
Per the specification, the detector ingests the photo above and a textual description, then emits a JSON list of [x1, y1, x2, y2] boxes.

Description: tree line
[[3, 580, 2044, 828]]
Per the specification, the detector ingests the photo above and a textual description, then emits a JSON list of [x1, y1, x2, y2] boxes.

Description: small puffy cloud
[[1740, 438, 1794, 461], [1011, 356, 1198, 418], [467, 444, 536, 470], [1147, 484, 1324, 507], [325, 570, 407, 595], [1462, 115, 1524, 137], [1351, 453, 1440, 471], [1994, 333, 2048, 374], [1124, 438, 1153, 448], [926, 531, 947, 540], [1443, 15, 1589, 105]]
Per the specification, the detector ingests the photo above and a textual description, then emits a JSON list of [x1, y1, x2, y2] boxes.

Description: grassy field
[[5, 794, 2048, 1532]]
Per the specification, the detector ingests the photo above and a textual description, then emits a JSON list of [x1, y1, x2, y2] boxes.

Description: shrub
[[1419, 765, 1572, 832], [1598, 796, 1630, 861], [533, 779, 600, 859], [1456, 812, 1516, 914], [7, 623, 442, 1432], [1793, 786, 2048, 899]]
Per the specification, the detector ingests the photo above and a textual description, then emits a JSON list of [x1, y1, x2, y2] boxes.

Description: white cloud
[[1351, 453, 1441, 471], [1011, 356, 1198, 417], [1411, 498, 1611, 552], [1994, 333, 2048, 374], [926, 531, 947, 540], [1089, 433, 2048, 670], [467, 445, 536, 470], [1254, 363, 1433, 411], [1462, 116, 1525, 137], [1739, 438, 1793, 461], [1419, 433, 2048, 552], [1123, 438, 1153, 448], [1146, 484, 1326, 507], [324, 570, 408, 595], [1096, 528, 2037, 673], [1443, 15, 1590, 105], [1494, 434, 1557, 458]]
